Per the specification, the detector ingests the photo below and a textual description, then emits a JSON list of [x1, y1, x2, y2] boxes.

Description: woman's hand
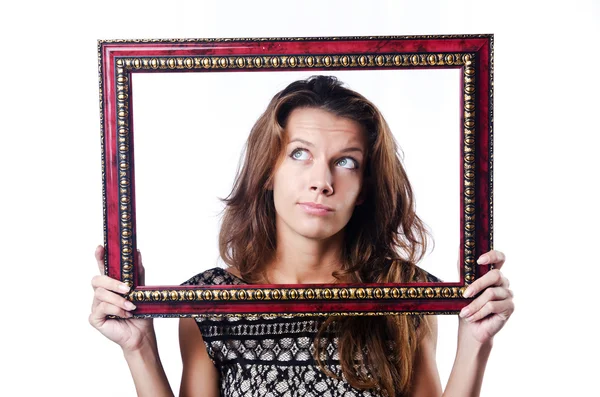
[[458, 249, 514, 345], [89, 245, 155, 353]]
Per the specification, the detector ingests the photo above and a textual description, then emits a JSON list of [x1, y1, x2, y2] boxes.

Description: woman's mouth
[[298, 202, 334, 215]]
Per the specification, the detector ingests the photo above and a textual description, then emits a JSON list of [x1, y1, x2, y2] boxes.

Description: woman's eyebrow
[[288, 138, 314, 147], [339, 147, 364, 155], [288, 138, 364, 155]]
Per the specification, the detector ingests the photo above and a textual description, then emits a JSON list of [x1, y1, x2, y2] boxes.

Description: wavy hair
[[218, 75, 431, 396]]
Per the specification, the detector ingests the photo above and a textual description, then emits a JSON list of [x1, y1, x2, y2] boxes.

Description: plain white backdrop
[[132, 69, 461, 286], [0, 1, 598, 396]]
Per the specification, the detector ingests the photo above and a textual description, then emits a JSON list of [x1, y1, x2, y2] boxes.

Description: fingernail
[[460, 308, 470, 318], [118, 283, 130, 292], [463, 288, 472, 298], [477, 256, 488, 264], [125, 301, 136, 310]]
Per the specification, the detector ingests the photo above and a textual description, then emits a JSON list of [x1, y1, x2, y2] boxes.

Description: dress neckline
[[217, 267, 248, 284]]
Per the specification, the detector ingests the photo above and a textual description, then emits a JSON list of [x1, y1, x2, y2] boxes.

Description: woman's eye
[[291, 149, 358, 169], [337, 157, 358, 169], [291, 149, 309, 160]]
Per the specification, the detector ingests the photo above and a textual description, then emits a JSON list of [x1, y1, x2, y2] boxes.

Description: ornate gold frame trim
[[114, 52, 469, 71], [130, 285, 466, 303], [135, 311, 458, 319]]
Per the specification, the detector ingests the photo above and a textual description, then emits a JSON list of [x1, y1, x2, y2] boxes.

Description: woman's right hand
[[89, 245, 155, 353]]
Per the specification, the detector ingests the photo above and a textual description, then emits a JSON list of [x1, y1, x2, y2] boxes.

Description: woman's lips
[[298, 202, 334, 215]]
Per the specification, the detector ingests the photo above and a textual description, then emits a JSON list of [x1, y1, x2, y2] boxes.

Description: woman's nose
[[309, 161, 334, 196]]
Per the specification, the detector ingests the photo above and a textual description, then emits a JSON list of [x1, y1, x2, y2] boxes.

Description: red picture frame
[[98, 34, 494, 317]]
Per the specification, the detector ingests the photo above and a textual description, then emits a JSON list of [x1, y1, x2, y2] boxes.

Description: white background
[[1, 1, 598, 396], [133, 69, 461, 286]]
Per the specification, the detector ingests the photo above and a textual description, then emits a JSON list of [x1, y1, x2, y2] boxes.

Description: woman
[[90, 75, 514, 396]]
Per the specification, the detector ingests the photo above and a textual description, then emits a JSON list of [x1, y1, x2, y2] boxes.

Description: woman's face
[[271, 107, 368, 242]]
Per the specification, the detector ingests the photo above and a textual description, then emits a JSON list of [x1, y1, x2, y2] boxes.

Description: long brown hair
[[219, 75, 431, 396]]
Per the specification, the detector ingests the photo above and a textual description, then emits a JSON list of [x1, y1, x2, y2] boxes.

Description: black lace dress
[[181, 267, 439, 397]]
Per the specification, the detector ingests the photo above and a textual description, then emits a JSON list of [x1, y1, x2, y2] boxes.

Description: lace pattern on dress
[[181, 267, 439, 396]]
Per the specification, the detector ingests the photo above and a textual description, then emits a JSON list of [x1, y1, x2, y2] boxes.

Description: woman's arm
[[123, 333, 175, 397], [411, 315, 443, 396], [90, 246, 219, 396], [90, 246, 174, 396], [445, 250, 513, 396], [410, 316, 493, 397], [178, 318, 220, 397], [442, 322, 493, 397], [120, 317, 220, 397], [119, 299, 220, 397], [411, 250, 514, 397]]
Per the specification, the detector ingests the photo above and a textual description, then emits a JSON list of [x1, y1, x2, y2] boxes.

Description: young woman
[[90, 76, 514, 396]]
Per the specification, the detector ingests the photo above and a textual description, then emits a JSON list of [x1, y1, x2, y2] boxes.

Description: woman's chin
[[296, 225, 343, 241]]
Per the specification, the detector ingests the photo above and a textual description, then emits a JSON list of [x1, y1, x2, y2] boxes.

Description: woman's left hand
[[458, 249, 514, 344]]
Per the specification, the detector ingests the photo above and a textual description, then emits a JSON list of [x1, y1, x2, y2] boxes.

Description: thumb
[[95, 245, 105, 275], [137, 249, 145, 285]]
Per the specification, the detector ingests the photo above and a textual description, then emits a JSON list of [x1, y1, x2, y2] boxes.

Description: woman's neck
[[265, 229, 345, 284]]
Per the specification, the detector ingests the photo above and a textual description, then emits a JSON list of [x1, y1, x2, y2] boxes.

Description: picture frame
[[98, 34, 494, 317]]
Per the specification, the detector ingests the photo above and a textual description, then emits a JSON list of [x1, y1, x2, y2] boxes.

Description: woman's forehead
[[284, 108, 367, 148]]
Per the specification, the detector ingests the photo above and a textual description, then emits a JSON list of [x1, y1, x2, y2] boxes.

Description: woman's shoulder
[[181, 267, 247, 286], [413, 266, 443, 283], [385, 258, 442, 283]]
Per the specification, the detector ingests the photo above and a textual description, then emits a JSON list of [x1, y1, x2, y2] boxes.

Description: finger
[[460, 286, 511, 318], [91, 274, 131, 294], [137, 249, 145, 285], [476, 250, 506, 270], [457, 244, 461, 274], [92, 288, 136, 311], [94, 287, 137, 312], [95, 245, 105, 275], [462, 298, 514, 323], [463, 269, 504, 298], [90, 302, 132, 326], [137, 250, 145, 273]]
